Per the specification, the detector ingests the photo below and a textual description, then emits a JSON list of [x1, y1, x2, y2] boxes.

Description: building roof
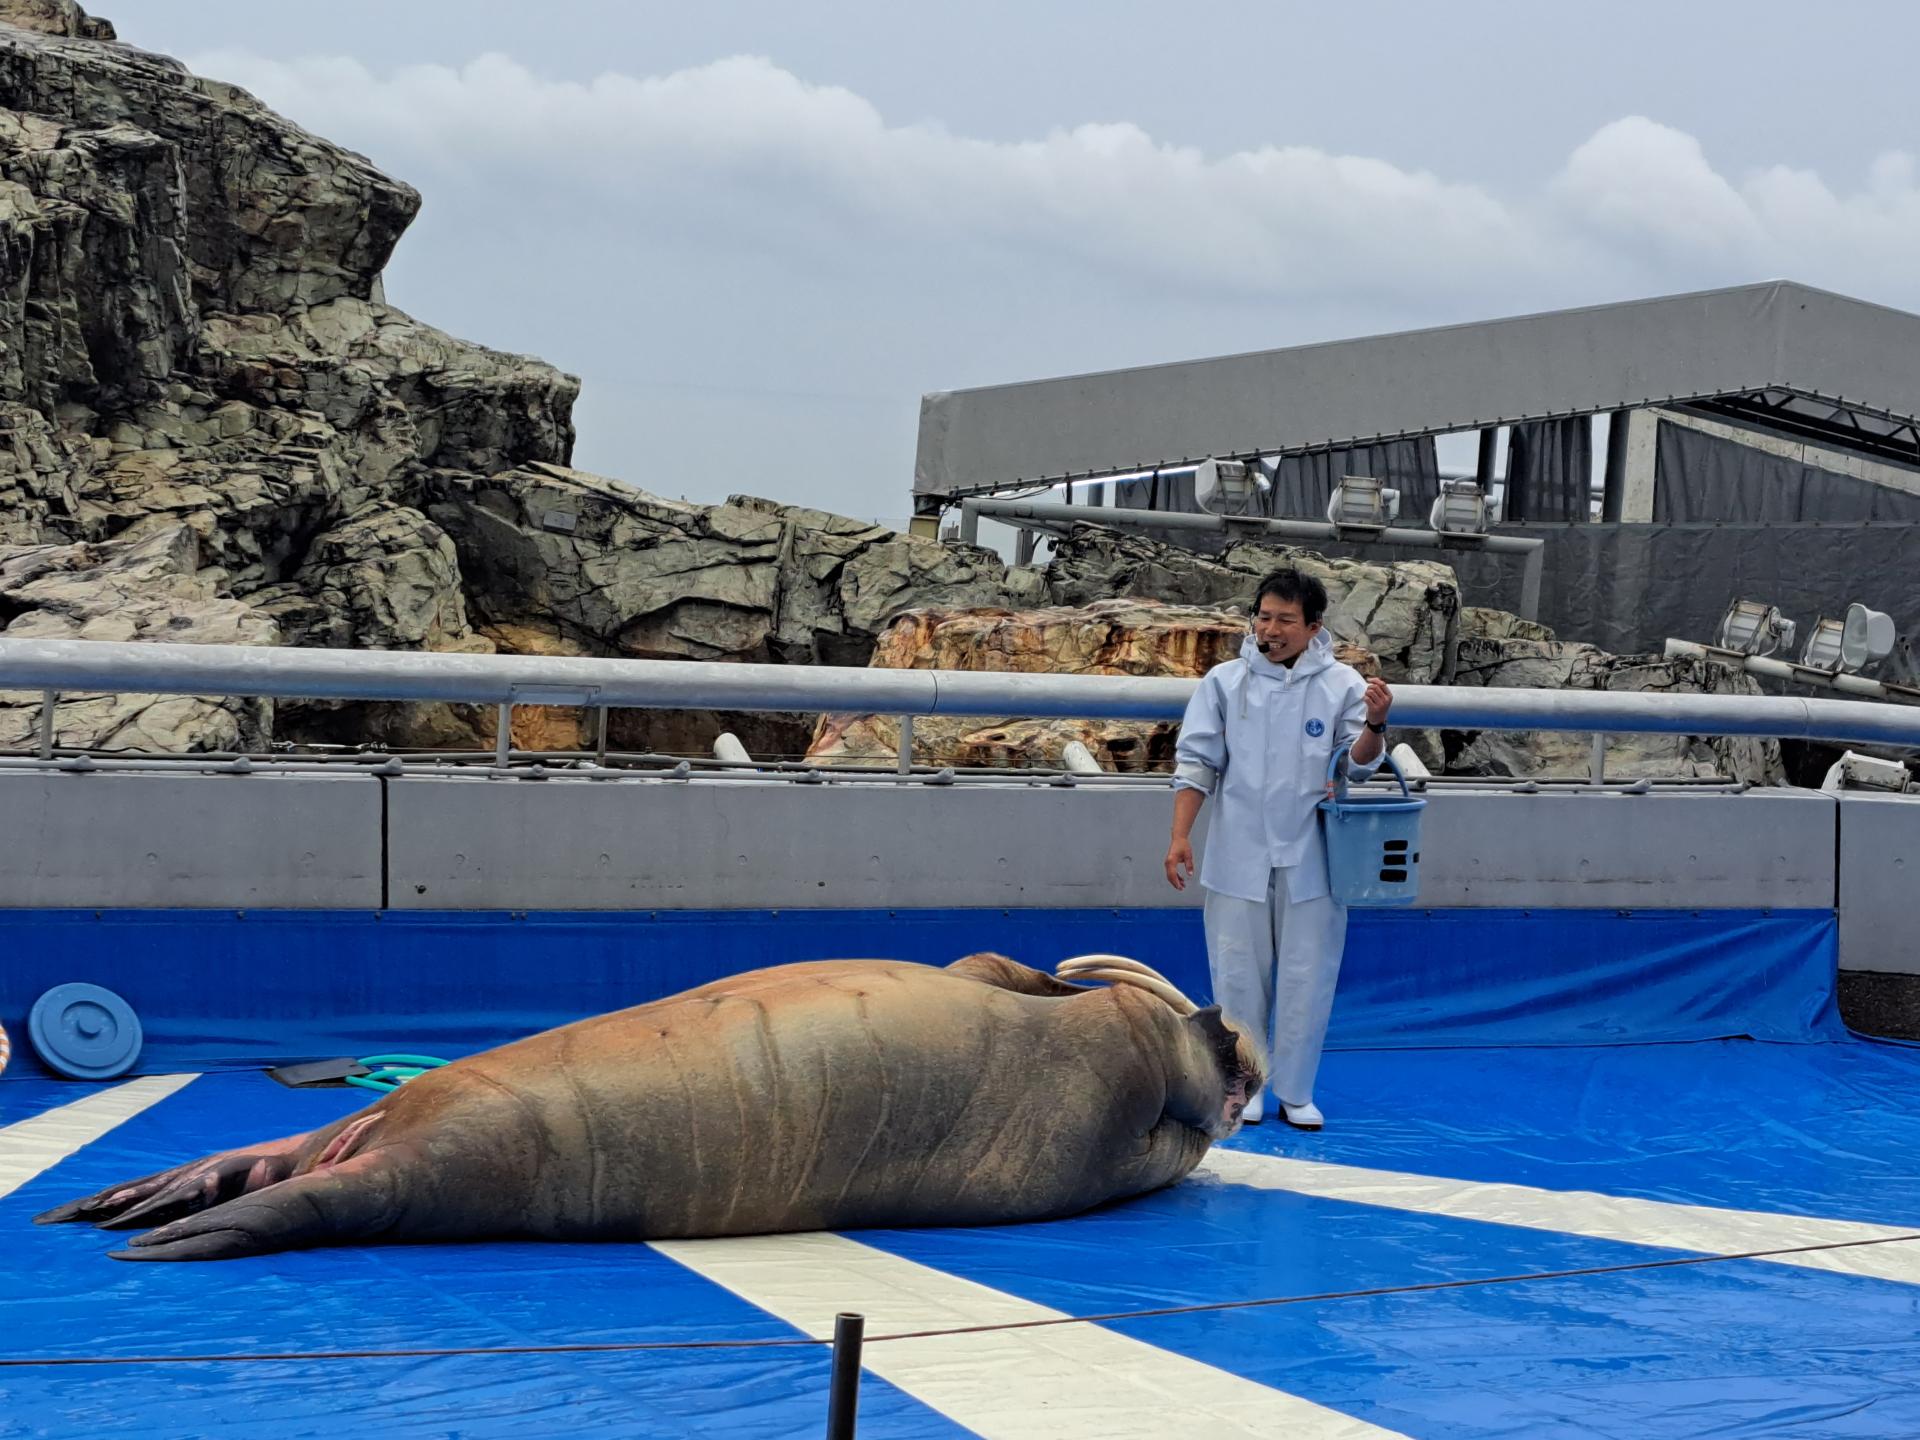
[[912, 281, 1920, 500]]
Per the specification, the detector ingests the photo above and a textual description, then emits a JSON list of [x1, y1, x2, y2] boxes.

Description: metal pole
[[826, 1311, 865, 1440], [1589, 733, 1606, 785], [1665, 639, 1920, 706], [595, 706, 610, 764], [1475, 427, 1500, 493], [10, 637, 1920, 747], [495, 704, 512, 770], [37, 690, 55, 760], [1518, 543, 1544, 623], [897, 715, 914, 775], [1602, 412, 1630, 522]]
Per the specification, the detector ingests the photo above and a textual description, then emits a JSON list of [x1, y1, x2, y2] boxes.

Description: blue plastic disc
[[28, 983, 143, 1081]]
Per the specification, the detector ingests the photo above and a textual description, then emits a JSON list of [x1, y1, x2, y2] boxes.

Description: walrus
[[37, 951, 1262, 1261]]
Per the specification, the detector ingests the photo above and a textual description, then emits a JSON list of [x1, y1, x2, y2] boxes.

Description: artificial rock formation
[[0, 520, 272, 749], [1045, 526, 1457, 684], [417, 465, 1035, 668], [808, 533, 1783, 783], [805, 597, 1379, 771], [0, 2, 573, 748], [1444, 636, 1782, 781]]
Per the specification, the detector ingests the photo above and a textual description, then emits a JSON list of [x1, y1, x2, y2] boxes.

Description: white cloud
[[187, 48, 1920, 312]]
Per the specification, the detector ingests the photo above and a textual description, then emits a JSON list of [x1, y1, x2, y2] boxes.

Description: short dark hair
[[1251, 567, 1327, 624]]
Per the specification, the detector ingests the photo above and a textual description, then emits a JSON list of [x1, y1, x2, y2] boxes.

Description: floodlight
[[1715, 599, 1795, 658], [1839, 603, 1896, 671], [1428, 479, 1489, 537], [1326, 475, 1397, 529], [1800, 617, 1845, 671], [1194, 457, 1264, 516], [1803, 603, 1899, 674]]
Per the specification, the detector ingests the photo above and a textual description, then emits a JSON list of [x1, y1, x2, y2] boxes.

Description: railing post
[[897, 715, 914, 776], [38, 689, 55, 760], [495, 703, 512, 770], [1589, 732, 1607, 785], [826, 1311, 865, 1440]]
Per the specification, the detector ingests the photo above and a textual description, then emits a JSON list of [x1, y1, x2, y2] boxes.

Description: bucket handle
[[1325, 740, 1413, 802]]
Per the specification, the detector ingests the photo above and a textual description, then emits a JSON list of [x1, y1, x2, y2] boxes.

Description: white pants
[[1203, 872, 1348, 1108]]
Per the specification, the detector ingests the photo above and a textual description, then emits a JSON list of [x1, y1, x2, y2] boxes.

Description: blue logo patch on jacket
[[1304, 718, 1326, 737]]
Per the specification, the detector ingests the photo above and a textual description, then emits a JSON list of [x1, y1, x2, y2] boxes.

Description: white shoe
[[1241, 1093, 1264, 1125], [1280, 1100, 1324, 1131]]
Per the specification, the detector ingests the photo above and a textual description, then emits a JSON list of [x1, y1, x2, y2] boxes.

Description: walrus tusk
[[1056, 954, 1197, 1013], [1054, 963, 1196, 1016], [1057, 953, 1182, 992]]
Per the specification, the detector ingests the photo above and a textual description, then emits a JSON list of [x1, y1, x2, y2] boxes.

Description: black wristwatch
[[1365, 720, 1387, 734]]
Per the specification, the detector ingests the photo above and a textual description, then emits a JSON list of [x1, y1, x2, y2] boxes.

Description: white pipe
[[1388, 742, 1429, 779], [712, 733, 753, 766], [1061, 740, 1104, 774], [7, 636, 1920, 747]]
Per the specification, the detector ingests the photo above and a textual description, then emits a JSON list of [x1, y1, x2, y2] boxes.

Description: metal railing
[[6, 638, 1920, 767]]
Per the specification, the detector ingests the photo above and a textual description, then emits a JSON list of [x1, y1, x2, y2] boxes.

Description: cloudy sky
[[101, 2, 1920, 527]]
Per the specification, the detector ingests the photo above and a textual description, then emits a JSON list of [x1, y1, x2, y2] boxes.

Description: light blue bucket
[[1318, 744, 1427, 907]]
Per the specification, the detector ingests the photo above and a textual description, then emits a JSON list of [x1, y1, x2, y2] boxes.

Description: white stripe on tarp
[[1202, 1148, 1920, 1285], [0, 1074, 200, 1200], [652, 1230, 1405, 1439]]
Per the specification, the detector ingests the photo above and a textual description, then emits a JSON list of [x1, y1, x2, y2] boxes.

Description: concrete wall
[[383, 777, 1837, 914], [0, 771, 383, 908], [3, 768, 1900, 966], [1838, 793, 1920, 977], [384, 778, 1202, 912]]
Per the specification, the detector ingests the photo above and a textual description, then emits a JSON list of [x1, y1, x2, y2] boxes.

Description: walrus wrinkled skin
[[37, 953, 1263, 1261]]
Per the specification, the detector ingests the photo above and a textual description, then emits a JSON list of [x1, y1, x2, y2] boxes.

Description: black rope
[[6, 1229, 1916, 1369]]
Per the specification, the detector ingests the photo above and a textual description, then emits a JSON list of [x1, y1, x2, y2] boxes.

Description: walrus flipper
[[945, 951, 1089, 998], [109, 1148, 407, 1261], [34, 1133, 312, 1230]]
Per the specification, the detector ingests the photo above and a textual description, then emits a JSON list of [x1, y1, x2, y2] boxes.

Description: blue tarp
[[0, 906, 1844, 1077], [7, 1039, 1920, 1438], [4, 903, 1911, 1438]]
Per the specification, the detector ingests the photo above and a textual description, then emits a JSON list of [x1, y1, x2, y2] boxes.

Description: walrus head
[[1188, 1003, 1265, 1138], [1055, 953, 1264, 1139]]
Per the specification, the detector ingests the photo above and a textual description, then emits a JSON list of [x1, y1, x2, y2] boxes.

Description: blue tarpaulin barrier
[[0, 906, 1844, 1077]]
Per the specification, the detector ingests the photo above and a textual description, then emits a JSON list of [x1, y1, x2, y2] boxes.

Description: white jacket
[[1173, 630, 1381, 905]]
